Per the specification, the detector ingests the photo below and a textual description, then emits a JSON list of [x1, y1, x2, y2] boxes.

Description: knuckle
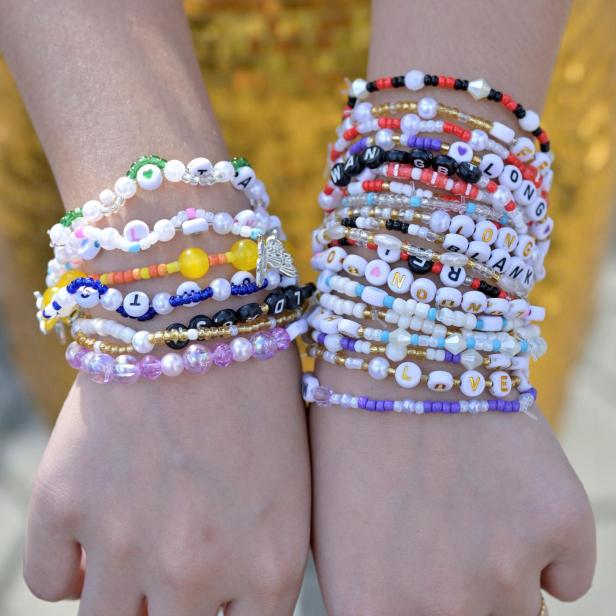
[[159, 543, 220, 591], [251, 548, 305, 599]]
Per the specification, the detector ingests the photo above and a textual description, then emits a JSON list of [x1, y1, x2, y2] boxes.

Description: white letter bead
[[514, 180, 538, 206], [489, 371, 512, 397], [230, 271, 255, 286], [448, 141, 474, 163], [499, 165, 523, 190], [122, 291, 150, 317], [479, 153, 505, 179], [387, 267, 412, 294], [439, 265, 466, 288], [449, 215, 475, 237], [136, 164, 163, 191], [459, 370, 486, 397], [361, 286, 388, 307], [461, 291, 487, 314], [320, 315, 342, 334], [511, 137, 536, 162], [514, 234, 535, 259], [175, 281, 200, 306], [526, 197, 548, 222], [495, 228, 519, 252], [466, 240, 491, 263], [410, 278, 437, 303], [486, 298, 509, 316], [487, 249, 511, 274], [339, 318, 361, 337], [314, 246, 347, 272], [473, 220, 498, 245], [187, 157, 213, 178], [427, 370, 454, 392], [435, 287, 462, 308], [75, 287, 100, 309], [489, 121, 515, 144], [365, 259, 391, 286], [394, 361, 422, 388], [343, 254, 368, 277], [123, 220, 150, 242], [443, 233, 469, 253], [182, 218, 208, 235], [232, 166, 256, 191]]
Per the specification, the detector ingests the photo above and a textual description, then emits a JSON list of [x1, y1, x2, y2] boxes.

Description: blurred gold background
[[0, 0, 614, 424]]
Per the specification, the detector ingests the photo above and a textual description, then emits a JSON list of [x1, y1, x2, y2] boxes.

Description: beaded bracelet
[[307, 343, 530, 397], [344, 70, 550, 151], [72, 306, 304, 355], [51, 155, 268, 232], [301, 374, 537, 415], [69, 320, 307, 384]]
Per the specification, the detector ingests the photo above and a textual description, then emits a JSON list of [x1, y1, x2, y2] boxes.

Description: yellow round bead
[[178, 247, 209, 279], [230, 239, 258, 271], [58, 270, 86, 286]]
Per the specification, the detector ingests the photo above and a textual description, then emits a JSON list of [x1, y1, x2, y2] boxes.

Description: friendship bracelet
[[302, 374, 537, 415], [307, 343, 529, 396], [72, 306, 304, 355], [70, 321, 306, 384], [344, 70, 550, 150]]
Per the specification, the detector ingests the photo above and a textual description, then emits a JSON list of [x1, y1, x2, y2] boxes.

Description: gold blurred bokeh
[[0, 0, 614, 424]]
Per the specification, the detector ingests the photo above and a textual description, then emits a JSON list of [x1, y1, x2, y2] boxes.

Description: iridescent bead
[[113, 355, 141, 385], [270, 327, 291, 351], [81, 351, 114, 384], [65, 341, 87, 369], [140, 354, 162, 380], [182, 344, 212, 374], [313, 386, 333, 407], [161, 353, 184, 377], [250, 332, 277, 360], [212, 343, 234, 368]]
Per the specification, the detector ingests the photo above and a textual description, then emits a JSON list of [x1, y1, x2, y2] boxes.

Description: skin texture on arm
[[0, 2, 310, 615], [310, 1, 597, 614]]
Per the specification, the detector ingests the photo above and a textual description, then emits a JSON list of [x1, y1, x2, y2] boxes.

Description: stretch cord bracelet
[[307, 342, 532, 396], [72, 306, 304, 355], [301, 374, 538, 416], [52, 154, 268, 233], [308, 303, 544, 360], [49, 206, 282, 267], [343, 70, 551, 151], [69, 320, 307, 385]]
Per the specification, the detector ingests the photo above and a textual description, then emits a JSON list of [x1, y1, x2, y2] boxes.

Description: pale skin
[[0, 1, 596, 615]]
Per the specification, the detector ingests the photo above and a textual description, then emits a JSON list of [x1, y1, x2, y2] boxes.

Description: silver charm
[[255, 230, 297, 287]]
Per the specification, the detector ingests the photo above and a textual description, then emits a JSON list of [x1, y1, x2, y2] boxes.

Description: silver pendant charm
[[256, 230, 297, 287]]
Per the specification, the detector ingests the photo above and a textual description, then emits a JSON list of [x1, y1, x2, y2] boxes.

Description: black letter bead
[[407, 255, 433, 274], [343, 154, 364, 177], [386, 149, 410, 164], [283, 285, 302, 309], [212, 308, 239, 327], [237, 302, 262, 322], [457, 161, 482, 184], [330, 163, 350, 187], [165, 323, 189, 350], [265, 290, 287, 315], [301, 283, 316, 301], [408, 147, 434, 169], [188, 314, 213, 330], [432, 154, 458, 176], [362, 145, 385, 169]]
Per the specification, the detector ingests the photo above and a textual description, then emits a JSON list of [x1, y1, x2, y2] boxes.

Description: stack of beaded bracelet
[[35, 154, 308, 384], [303, 68, 553, 416]]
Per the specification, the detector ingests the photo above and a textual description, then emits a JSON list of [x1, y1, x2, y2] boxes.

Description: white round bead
[[429, 209, 451, 233], [163, 159, 186, 182], [519, 110, 540, 132], [387, 267, 412, 294], [417, 97, 438, 119], [232, 166, 256, 191], [122, 291, 150, 318], [230, 337, 253, 362], [153, 219, 175, 242], [400, 113, 421, 134], [443, 233, 469, 253], [136, 164, 163, 191], [152, 292, 173, 315], [440, 265, 466, 288], [435, 286, 462, 308], [375, 129, 394, 150], [123, 220, 150, 242], [404, 69, 425, 91], [427, 370, 454, 392], [213, 160, 235, 182], [473, 220, 498, 245], [350, 78, 367, 99], [187, 157, 213, 178], [114, 176, 137, 199], [469, 129, 489, 151], [365, 259, 390, 286], [353, 101, 373, 122], [99, 189, 115, 206], [99, 227, 121, 250], [448, 141, 474, 163], [466, 240, 491, 263], [459, 370, 486, 397], [100, 288, 123, 311], [368, 357, 390, 380], [265, 270, 281, 289], [449, 215, 475, 237], [212, 211, 234, 235], [489, 370, 512, 397], [394, 361, 421, 388], [161, 353, 184, 377], [495, 227, 519, 252], [210, 278, 232, 301], [132, 331, 154, 354], [82, 200, 103, 223], [479, 153, 505, 179], [343, 254, 368, 277], [410, 278, 437, 303], [526, 197, 548, 222], [175, 281, 201, 307]]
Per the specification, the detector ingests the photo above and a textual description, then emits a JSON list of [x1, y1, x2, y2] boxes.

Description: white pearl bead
[[210, 278, 231, 301], [161, 353, 184, 377], [400, 113, 421, 135], [470, 129, 488, 151], [213, 160, 235, 182], [99, 188, 115, 206], [459, 370, 486, 397], [163, 159, 186, 182], [123, 291, 149, 317], [265, 270, 281, 289], [132, 331, 154, 354], [353, 101, 373, 122], [153, 219, 175, 242], [99, 227, 121, 250], [350, 78, 367, 99], [213, 211, 234, 234], [100, 288, 123, 311], [519, 110, 540, 132], [417, 97, 438, 119], [246, 179, 266, 200], [368, 357, 390, 380], [114, 176, 137, 199], [491, 186, 513, 211], [187, 157, 213, 179], [136, 164, 163, 191], [82, 200, 103, 223], [49, 223, 69, 244], [429, 209, 451, 233], [404, 69, 425, 91], [152, 292, 173, 315], [230, 337, 253, 362], [394, 361, 421, 388], [374, 129, 394, 150]]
